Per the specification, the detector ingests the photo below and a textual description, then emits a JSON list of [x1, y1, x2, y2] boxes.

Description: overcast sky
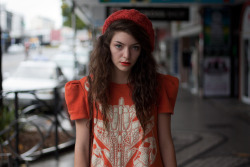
[[1, 0, 63, 29]]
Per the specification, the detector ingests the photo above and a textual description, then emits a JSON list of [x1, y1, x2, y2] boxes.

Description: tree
[[61, 1, 86, 30]]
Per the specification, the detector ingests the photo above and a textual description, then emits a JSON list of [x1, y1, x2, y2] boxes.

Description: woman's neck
[[111, 71, 130, 84]]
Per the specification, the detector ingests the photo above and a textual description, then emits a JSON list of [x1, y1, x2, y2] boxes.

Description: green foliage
[[0, 106, 15, 142], [61, 0, 86, 29]]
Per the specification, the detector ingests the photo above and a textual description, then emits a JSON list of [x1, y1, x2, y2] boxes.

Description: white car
[[51, 52, 83, 81], [3, 60, 67, 109], [7, 44, 25, 54], [76, 46, 91, 75]]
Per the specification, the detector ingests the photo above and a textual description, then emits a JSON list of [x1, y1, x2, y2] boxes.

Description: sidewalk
[[172, 88, 250, 167], [29, 88, 250, 167]]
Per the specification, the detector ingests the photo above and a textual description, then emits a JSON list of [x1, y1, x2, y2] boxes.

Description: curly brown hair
[[87, 19, 158, 132]]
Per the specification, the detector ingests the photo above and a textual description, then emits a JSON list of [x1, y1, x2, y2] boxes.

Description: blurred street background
[[1, 0, 250, 166]]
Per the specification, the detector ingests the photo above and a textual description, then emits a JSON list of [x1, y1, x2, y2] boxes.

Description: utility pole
[[0, 27, 3, 107], [71, 0, 78, 80]]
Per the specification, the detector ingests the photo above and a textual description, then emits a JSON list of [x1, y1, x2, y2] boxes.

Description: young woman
[[65, 9, 179, 167]]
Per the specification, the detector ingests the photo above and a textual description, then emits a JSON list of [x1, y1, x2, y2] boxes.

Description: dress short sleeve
[[65, 77, 89, 120], [157, 74, 179, 114]]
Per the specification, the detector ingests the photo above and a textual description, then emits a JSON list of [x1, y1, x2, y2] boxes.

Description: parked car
[[3, 60, 67, 109], [51, 52, 84, 81], [7, 44, 25, 54], [76, 46, 91, 75]]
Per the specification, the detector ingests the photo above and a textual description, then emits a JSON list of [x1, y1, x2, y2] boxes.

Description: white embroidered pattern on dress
[[91, 97, 157, 167]]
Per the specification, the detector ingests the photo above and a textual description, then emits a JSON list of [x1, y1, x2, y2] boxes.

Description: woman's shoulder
[[157, 73, 179, 87], [64, 76, 90, 120], [157, 73, 179, 114], [65, 76, 89, 92]]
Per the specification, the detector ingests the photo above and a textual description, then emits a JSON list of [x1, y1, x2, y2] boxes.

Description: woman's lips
[[121, 62, 131, 66]]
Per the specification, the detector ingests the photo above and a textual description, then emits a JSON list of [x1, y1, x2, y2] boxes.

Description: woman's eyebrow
[[114, 41, 140, 45], [131, 43, 140, 45], [114, 41, 124, 44]]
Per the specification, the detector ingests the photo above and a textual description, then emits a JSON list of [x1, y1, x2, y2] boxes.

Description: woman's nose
[[123, 47, 130, 59]]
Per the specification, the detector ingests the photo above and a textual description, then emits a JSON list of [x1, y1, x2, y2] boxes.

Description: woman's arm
[[74, 119, 90, 167], [158, 113, 177, 167]]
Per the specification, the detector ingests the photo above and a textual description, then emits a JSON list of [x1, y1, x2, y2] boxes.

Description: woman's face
[[110, 31, 141, 76]]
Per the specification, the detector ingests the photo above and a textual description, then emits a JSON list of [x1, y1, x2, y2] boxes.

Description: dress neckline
[[110, 82, 130, 88]]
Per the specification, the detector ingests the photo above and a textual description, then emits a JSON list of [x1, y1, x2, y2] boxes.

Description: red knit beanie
[[102, 9, 155, 52]]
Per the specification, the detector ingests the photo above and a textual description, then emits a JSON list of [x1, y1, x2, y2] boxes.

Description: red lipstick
[[121, 62, 131, 66]]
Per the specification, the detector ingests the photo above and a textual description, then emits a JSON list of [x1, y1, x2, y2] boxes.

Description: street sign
[[101, 0, 233, 3], [107, 7, 189, 21], [150, 0, 233, 3]]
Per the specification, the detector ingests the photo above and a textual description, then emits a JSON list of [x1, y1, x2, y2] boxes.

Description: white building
[[0, 4, 24, 52], [24, 16, 57, 45]]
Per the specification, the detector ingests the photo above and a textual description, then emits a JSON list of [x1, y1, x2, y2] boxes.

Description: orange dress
[[65, 74, 179, 167]]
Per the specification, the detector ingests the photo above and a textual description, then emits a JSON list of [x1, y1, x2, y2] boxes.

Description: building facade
[[0, 4, 24, 52], [64, 0, 250, 104]]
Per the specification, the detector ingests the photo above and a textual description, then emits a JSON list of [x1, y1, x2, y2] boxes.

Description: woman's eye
[[132, 45, 140, 51], [115, 44, 122, 49]]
